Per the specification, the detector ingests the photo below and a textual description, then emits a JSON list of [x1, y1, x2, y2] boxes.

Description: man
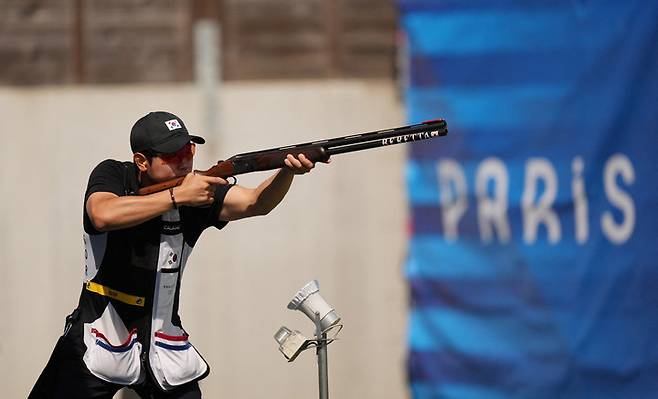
[[30, 111, 321, 398]]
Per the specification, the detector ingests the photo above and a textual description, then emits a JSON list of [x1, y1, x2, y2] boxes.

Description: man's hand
[[174, 173, 228, 207], [283, 153, 321, 175]]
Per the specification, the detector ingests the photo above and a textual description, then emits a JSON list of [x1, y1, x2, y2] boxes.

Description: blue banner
[[399, 1, 658, 398]]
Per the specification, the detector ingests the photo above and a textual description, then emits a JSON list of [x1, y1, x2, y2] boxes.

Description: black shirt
[[72, 159, 231, 389]]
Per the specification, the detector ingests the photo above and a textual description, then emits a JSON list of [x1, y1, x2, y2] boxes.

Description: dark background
[[0, 0, 397, 85]]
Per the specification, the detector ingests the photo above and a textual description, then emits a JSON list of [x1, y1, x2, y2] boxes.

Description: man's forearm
[[89, 173, 225, 231], [251, 168, 296, 215], [87, 190, 175, 231]]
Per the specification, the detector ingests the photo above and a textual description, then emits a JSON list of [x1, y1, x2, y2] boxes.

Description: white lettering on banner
[[601, 154, 636, 244], [522, 158, 561, 244], [476, 157, 511, 244], [572, 157, 589, 244], [433, 154, 636, 245], [437, 159, 468, 242]]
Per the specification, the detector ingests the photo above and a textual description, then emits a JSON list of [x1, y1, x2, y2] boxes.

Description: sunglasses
[[149, 142, 195, 164]]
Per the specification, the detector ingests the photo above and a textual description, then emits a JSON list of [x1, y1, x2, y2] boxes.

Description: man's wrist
[[169, 187, 178, 209], [280, 167, 296, 177], [169, 186, 189, 208]]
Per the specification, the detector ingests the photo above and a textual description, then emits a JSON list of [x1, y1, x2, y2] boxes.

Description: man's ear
[[133, 153, 150, 173]]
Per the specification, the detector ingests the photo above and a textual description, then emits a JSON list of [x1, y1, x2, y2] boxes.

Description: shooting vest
[[71, 160, 228, 391]]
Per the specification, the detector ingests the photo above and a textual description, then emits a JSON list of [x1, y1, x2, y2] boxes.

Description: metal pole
[[317, 332, 329, 399], [314, 313, 329, 399], [193, 0, 221, 154], [72, 0, 85, 83]]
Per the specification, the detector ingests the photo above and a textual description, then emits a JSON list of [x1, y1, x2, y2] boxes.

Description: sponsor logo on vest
[[162, 221, 181, 235]]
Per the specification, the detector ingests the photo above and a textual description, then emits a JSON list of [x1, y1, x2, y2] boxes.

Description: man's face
[[145, 143, 196, 182]]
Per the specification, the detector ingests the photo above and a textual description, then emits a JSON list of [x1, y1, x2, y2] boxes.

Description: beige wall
[[0, 80, 409, 398]]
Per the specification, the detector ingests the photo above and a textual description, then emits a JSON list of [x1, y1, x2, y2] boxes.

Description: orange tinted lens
[[159, 143, 193, 163]]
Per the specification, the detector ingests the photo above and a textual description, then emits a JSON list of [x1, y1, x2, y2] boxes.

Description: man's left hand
[[284, 153, 318, 175]]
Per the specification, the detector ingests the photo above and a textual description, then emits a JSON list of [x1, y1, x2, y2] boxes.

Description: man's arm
[[87, 174, 227, 232], [219, 154, 315, 221]]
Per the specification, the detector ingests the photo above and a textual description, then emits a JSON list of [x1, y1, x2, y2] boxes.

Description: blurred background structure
[[1, 1, 407, 399], [2, 1, 658, 399], [0, 0, 397, 84]]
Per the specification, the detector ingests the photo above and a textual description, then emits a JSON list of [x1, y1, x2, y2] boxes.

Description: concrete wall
[[0, 80, 408, 398]]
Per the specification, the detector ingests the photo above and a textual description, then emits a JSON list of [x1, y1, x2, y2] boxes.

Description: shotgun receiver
[[138, 119, 447, 195]]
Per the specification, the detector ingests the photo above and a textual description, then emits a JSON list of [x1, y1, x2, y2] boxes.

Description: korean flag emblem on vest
[[165, 119, 182, 131]]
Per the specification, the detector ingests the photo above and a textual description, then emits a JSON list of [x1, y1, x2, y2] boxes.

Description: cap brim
[[150, 134, 205, 154], [190, 135, 205, 145]]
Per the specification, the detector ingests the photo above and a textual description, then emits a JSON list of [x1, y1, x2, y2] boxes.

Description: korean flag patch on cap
[[164, 119, 182, 131]]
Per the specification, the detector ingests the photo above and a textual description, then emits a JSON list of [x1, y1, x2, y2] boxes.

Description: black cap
[[130, 111, 205, 154]]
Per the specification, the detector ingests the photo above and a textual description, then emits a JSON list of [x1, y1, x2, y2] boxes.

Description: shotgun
[[138, 119, 447, 195]]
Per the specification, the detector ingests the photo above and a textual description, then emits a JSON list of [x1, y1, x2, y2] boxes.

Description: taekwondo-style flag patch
[[164, 119, 182, 131]]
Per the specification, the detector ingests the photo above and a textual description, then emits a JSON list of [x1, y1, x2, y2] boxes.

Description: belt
[[85, 281, 145, 307]]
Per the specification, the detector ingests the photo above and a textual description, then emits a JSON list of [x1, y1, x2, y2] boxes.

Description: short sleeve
[[85, 159, 128, 202], [180, 183, 233, 246], [83, 160, 130, 235], [207, 183, 232, 229], [185, 183, 232, 230]]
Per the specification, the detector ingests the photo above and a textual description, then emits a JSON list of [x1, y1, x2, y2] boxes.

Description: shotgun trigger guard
[[227, 176, 237, 185]]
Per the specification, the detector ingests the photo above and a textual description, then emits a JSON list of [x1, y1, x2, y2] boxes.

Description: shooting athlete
[[29, 111, 319, 398]]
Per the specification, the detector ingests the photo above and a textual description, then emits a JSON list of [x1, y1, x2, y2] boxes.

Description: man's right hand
[[174, 173, 228, 207]]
